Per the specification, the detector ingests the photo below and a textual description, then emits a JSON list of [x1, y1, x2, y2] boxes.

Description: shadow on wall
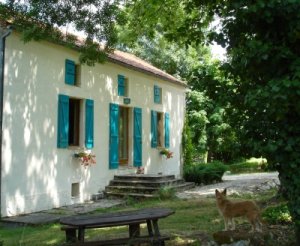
[[2, 40, 91, 216]]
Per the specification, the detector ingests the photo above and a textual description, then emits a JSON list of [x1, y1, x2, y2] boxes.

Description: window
[[69, 98, 81, 146], [57, 95, 94, 149], [65, 59, 81, 86], [119, 106, 129, 164], [154, 85, 162, 104], [118, 74, 128, 97], [151, 111, 170, 148]]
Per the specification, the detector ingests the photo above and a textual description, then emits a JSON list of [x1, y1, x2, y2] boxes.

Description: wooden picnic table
[[60, 207, 174, 245]]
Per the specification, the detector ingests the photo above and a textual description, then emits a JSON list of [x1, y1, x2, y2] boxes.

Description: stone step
[[113, 174, 176, 182], [104, 182, 195, 197], [174, 182, 195, 191], [105, 185, 159, 194], [109, 178, 185, 187], [103, 174, 195, 199], [104, 191, 157, 199]]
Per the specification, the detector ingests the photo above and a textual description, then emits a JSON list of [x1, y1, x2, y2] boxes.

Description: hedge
[[183, 161, 228, 185]]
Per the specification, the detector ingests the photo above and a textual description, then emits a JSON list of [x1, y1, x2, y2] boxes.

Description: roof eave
[[107, 56, 187, 88]]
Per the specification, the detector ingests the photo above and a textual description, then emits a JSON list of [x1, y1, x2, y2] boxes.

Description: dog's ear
[[223, 188, 227, 195], [215, 189, 219, 195]]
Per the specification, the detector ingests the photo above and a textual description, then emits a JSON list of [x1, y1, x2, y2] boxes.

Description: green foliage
[[182, 116, 194, 166], [263, 203, 292, 225], [156, 187, 176, 200], [0, 1, 121, 65], [183, 161, 228, 185], [204, 1, 300, 236], [186, 61, 241, 162], [124, 196, 136, 206], [118, 28, 242, 163], [124, 0, 300, 237], [228, 157, 271, 174]]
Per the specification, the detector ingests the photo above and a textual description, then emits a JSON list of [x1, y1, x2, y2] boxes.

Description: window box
[[74, 149, 96, 167]]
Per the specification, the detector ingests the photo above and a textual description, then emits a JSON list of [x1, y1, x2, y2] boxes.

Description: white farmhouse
[[0, 24, 186, 217]]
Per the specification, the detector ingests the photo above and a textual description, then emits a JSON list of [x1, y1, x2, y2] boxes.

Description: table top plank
[[60, 208, 174, 227]]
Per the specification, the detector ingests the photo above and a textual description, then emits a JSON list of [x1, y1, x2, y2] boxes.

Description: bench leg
[[129, 223, 140, 246], [65, 228, 77, 243], [78, 227, 85, 242], [147, 220, 153, 236], [152, 219, 165, 246]]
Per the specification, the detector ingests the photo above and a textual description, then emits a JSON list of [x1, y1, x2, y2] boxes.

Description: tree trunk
[[203, 151, 208, 163], [207, 151, 214, 163], [296, 225, 300, 246]]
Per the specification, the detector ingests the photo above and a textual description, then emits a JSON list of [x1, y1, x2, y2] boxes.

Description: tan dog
[[215, 189, 262, 232]]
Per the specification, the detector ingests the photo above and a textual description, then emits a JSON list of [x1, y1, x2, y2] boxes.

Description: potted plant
[[74, 149, 96, 167], [159, 148, 173, 159], [136, 166, 145, 174]]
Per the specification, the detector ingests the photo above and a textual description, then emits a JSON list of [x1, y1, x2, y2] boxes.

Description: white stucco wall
[[1, 33, 186, 217]]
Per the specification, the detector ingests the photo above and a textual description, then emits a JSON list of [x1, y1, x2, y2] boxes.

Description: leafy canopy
[[0, 0, 124, 65], [123, 0, 300, 238]]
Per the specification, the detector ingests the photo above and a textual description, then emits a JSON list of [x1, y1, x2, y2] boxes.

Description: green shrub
[[156, 187, 176, 200], [182, 116, 194, 166], [183, 161, 228, 185], [228, 157, 271, 174], [262, 203, 292, 224]]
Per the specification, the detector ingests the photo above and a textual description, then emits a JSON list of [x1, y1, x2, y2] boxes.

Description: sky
[[211, 42, 227, 60]]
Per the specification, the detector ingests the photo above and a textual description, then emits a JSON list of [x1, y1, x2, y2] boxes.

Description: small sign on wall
[[123, 98, 131, 105]]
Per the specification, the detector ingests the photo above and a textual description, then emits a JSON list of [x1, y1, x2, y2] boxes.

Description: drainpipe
[[0, 26, 12, 217]]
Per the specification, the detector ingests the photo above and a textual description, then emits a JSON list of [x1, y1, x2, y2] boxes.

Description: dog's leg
[[224, 217, 229, 231], [255, 217, 263, 232], [251, 223, 255, 232], [231, 218, 236, 230]]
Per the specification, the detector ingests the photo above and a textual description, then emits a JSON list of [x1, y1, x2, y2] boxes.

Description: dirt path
[[176, 172, 279, 199]]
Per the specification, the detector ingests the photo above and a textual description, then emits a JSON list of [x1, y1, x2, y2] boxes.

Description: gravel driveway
[[176, 172, 279, 199]]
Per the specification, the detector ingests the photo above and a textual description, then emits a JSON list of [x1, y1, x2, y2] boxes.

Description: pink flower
[[160, 148, 173, 159], [74, 151, 96, 167]]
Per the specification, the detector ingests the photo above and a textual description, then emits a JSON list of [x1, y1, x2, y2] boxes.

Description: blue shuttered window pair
[[109, 104, 142, 169], [57, 94, 94, 149], [151, 111, 170, 148]]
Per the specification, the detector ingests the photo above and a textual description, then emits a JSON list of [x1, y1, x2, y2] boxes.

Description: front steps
[[104, 174, 195, 199]]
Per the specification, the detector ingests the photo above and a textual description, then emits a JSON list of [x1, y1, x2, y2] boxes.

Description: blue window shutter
[[118, 75, 125, 96], [109, 103, 119, 169], [65, 59, 75, 85], [57, 94, 69, 148], [165, 113, 170, 148], [154, 85, 161, 103], [85, 99, 94, 149], [151, 110, 157, 148], [134, 108, 142, 167]]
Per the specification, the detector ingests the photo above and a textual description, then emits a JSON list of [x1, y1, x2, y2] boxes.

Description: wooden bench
[[60, 208, 174, 246]]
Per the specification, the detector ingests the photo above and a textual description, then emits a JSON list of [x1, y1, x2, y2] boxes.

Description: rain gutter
[[0, 26, 12, 217]]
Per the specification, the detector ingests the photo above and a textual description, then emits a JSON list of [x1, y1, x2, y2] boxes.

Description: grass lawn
[[0, 189, 286, 245]]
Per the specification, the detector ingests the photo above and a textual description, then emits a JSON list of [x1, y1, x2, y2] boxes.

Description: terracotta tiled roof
[[108, 50, 186, 86], [1, 20, 186, 86]]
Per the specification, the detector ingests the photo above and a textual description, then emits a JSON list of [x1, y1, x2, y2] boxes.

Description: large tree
[[0, 0, 123, 65], [124, 0, 300, 241], [118, 31, 241, 162]]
